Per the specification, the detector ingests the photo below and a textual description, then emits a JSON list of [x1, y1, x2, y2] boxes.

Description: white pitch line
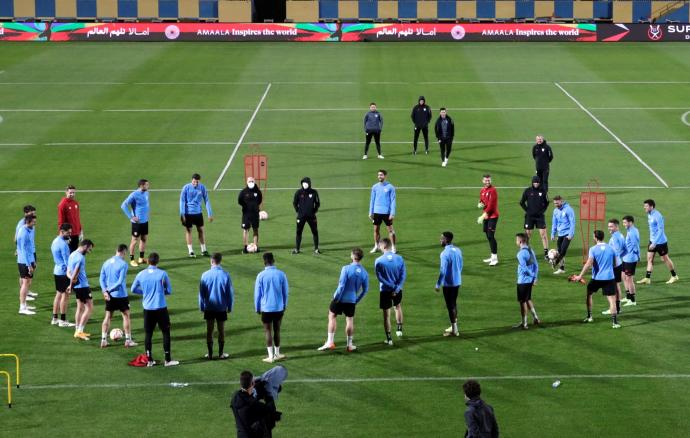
[[0, 82, 125, 85], [102, 109, 252, 112], [261, 107, 578, 112], [562, 81, 690, 84], [248, 140, 616, 145], [682, 111, 690, 127], [0, 109, 93, 112], [43, 141, 232, 146], [20, 373, 690, 391], [213, 83, 272, 191], [1, 107, 688, 113], [554, 82, 669, 189], [134, 82, 268, 85]]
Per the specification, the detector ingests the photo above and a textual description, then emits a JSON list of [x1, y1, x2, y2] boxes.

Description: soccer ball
[[259, 211, 268, 220], [246, 243, 258, 253], [109, 328, 124, 341], [547, 249, 559, 261]]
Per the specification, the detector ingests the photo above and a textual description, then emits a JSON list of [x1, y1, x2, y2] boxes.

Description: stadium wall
[[0, 1, 688, 23]]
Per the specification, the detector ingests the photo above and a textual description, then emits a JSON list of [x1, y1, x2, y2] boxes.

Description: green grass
[[1, 42, 689, 437]]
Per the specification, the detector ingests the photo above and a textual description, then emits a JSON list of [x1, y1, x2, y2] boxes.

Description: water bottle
[[552, 380, 561, 388], [170, 382, 188, 388]]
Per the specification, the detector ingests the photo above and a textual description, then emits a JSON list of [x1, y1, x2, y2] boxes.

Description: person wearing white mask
[[238, 177, 263, 254], [292, 177, 321, 255]]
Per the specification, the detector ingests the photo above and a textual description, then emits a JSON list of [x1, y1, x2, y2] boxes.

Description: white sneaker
[[274, 353, 286, 361], [100, 339, 109, 348], [612, 323, 621, 329], [619, 297, 630, 304], [602, 309, 612, 315], [395, 330, 403, 337], [444, 326, 453, 333], [362, 155, 368, 160], [28, 291, 39, 297], [483, 257, 493, 263], [124, 339, 138, 347], [553, 269, 566, 275], [441, 160, 447, 168], [623, 300, 637, 307], [164, 360, 180, 367], [26, 296, 35, 302], [385, 339, 393, 346], [347, 345, 357, 352], [26, 306, 36, 310], [262, 356, 275, 363], [218, 353, 230, 360], [317, 343, 335, 351], [19, 308, 36, 315], [583, 316, 594, 323], [146, 360, 157, 367], [489, 258, 498, 266], [443, 330, 460, 337], [51, 318, 59, 325], [58, 320, 76, 328], [377, 155, 384, 159], [369, 245, 378, 254]]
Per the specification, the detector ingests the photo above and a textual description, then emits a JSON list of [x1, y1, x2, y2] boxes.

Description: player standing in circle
[[199, 252, 234, 360], [637, 199, 679, 285], [478, 174, 499, 266], [573, 230, 621, 328], [292, 177, 321, 255], [121, 179, 150, 267], [15, 206, 38, 302], [100, 244, 137, 348], [238, 176, 262, 254], [51, 223, 74, 327], [620, 216, 640, 306], [57, 185, 83, 253], [363, 102, 384, 159], [519, 176, 549, 259], [254, 252, 289, 363], [180, 173, 213, 258], [549, 195, 576, 274], [411, 96, 432, 155], [514, 233, 540, 329], [435, 231, 463, 337], [434, 108, 455, 167], [532, 135, 553, 192], [603, 219, 625, 317], [317, 248, 369, 352], [369, 169, 396, 254], [67, 239, 95, 339], [16, 215, 37, 316], [375, 238, 407, 345]]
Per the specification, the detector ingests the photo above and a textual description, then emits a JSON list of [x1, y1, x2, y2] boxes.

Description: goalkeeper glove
[[477, 202, 485, 209]]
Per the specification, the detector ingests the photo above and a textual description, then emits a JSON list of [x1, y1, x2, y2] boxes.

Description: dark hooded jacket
[[293, 177, 320, 218], [464, 398, 499, 438], [411, 96, 432, 128], [519, 177, 549, 216]]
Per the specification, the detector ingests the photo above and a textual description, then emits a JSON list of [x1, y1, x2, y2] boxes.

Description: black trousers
[[555, 236, 571, 267], [413, 126, 429, 152], [537, 168, 550, 192], [439, 139, 453, 161], [365, 132, 381, 155], [296, 216, 319, 250], [144, 308, 171, 362]]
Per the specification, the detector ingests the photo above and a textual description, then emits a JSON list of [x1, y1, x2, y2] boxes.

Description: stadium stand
[[0, 0, 687, 23]]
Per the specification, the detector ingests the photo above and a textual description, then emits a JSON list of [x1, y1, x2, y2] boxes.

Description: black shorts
[[379, 290, 403, 310], [622, 262, 637, 276], [131, 222, 149, 237], [183, 214, 204, 228], [204, 310, 228, 322], [144, 308, 171, 333], [330, 300, 356, 317], [524, 214, 546, 230], [372, 213, 393, 226], [443, 286, 459, 310], [614, 265, 623, 283], [74, 287, 92, 303], [68, 235, 80, 253], [587, 279, 617, 296], [517, 283, 533, 302], [483, 217, 498, 233], [261, 311, 284, 324], [54, 275, 70, 293], [18, 263, 33, 279], [242, 213, 259, 230], [648, 242, 669, 256], [105, 296, 130, 313]]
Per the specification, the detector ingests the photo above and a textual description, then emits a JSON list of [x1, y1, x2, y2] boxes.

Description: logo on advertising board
[[165, 25, 180, 40], [647, 25, 663, 41], [451, 25, 466, 40]]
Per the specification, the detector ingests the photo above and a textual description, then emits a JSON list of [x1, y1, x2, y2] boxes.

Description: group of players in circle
[[13, 135, 681, 365]]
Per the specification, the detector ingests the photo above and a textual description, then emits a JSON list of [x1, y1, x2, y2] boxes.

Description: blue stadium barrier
[[159, 0, 179, 18], [398, 0, 416, 18], [594, 0, 612, 18], [199, 0, 218, 18], [36, 0, 56, 17], [438, 0, 456, 19], [77, 0, 97, 17], [516, 0, 535, 19], [320, 0, 338, 19], [555, 0, 574, 19], [476, 0, 496, 19], [359, 0, 377, 19], [118, 0, 138, 18], [0, 0, 13, 17]]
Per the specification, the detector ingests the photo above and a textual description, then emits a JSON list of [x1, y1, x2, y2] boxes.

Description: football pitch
[[1, 42, 689, 437]]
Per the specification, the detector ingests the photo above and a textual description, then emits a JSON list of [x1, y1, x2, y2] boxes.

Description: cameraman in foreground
[[231, 366, 287, 437]]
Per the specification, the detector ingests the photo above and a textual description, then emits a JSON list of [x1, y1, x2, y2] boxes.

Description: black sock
[[60, 313, 66, 321], [544, 249, 549, 255], [53, 313, 58, 319], [587, 310, 592, 318], [219, 341, 225, 356], [396, 323, 402, 332], [612, 314, 618, 324], [616, 300, 621, 313], [646, 271, 652, 279], [631, 294, 636, 302], [625, 291, 630, 300], [130, 254, 134, 260], [206, 341, 213, 359], [386, 331, 392, 341], [139, 251, 145, 259], [671, 270, 677, 277]]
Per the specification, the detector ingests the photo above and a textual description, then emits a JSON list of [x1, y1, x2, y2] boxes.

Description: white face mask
[[302, 182, 309, 189], [247, 182, 255, 189]]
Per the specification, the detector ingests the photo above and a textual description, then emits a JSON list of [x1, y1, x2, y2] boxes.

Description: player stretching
[[199, 253, 234, 360], [637, 199, 679, 285], [369, 169, 397, 254], [514, 233, 540, 329], [121, 179, 150, 267], [375, 238, 406, 345], [180, 173, 213, 258], [573, 230, 620, 328], [549, 195, 575, 274], [478, 174, 499, 266], [602, 219, 625, 317], [620, 216, 640, 306], [435, 231, 463, 337], [100, 244, 137, 348], [317, 248, 369, 352], [51, 224, 74, 326], [68, 240, 95, 339]]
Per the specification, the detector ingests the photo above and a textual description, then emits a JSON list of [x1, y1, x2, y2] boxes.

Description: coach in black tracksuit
[[520, 175, 550, 257], [411, 96, 432, 155], [532, 135, 553, 192], [434, 108, 455, 166], [238, 177, 263, 253], [292, 177, 321, 254]]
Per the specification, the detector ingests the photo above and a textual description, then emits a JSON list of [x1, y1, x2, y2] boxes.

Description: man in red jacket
[[478, 174, 499, 266], [58, 185, 83, 252]]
